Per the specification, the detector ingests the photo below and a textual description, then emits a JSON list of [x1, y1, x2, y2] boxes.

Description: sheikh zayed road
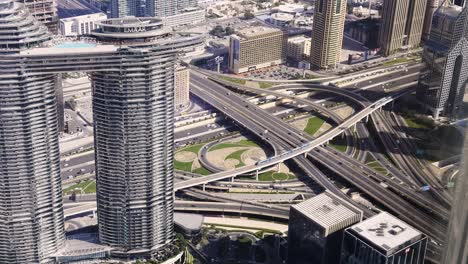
[[1, 0, 467, 264]]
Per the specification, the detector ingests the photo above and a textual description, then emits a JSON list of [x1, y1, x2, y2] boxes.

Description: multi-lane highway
[[180, 72, 448, 246]]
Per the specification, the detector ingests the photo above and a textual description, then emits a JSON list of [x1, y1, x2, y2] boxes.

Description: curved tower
[[0, 0, 64, 263], [90, 18, 201, 257]]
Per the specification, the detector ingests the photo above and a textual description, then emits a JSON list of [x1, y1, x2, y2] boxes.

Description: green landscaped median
[[174, 160, 193, 172], [258, 171, 296, 181], [259, 82, 275, 89], [63, 180, 96, 195], [209, 139, 259, 151], [179, 143, 204, 154], [220, 76, 246, 85], [304, 117, 326, 136], [330, 136, 347, 152]]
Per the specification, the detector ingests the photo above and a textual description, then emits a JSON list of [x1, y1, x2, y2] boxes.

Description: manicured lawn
[[304, 117, 326, 136], [367, 161, 389, 174], [225, 149, 247, 168], [209, 140, 259, 151], [403, 116, 432, 130], [220, 76, 246, 85], [329, 136, 347, 152], [259, 82, 275, 89], [258, 171, 295, 181], [63, 180, 96, 195], [174, 160, 193, 172], [238, 139, 260, 147], [178, 143, 204, 154], [193, 167, 212, 175]]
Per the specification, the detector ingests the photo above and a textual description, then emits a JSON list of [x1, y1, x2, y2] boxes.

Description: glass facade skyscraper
[[417, 1, 468, 119]]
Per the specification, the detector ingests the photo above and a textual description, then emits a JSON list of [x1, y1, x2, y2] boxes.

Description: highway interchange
[[62, 61, 452, 262]]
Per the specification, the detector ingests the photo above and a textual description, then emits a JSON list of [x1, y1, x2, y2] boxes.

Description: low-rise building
[[341, 212, 428, 264], [287, 35, 311, 61], [59, 13, 107, 36], [164, 8, 206, 28], [287, 191, 363, 264], [174, 65, 190, 111], [229, 26, 287, 74]]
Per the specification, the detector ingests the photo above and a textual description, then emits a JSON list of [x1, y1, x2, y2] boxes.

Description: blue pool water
[[54, 42, 96, 48]]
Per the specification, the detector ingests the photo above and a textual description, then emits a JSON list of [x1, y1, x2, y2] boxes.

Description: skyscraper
[[423, 0, 440, 40], [0, 0, 64, 262], [21, 0, 58, 33], [310, 0, 347, 69], [417, 1, 468, 119], [110, 0, 198, 18], [379, 0, 428, 56], [1, 1, 203, 261]]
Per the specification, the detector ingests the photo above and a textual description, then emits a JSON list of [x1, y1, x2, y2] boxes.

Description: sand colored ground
[[191, 158, 202, 170], [174, 151, 197, 163], [314, 122, 332, 137], [241, 148, 267, 166], [290, 117, 309, 131], [224, 159, 240, 170], [206, 147, 249, 169], [334, 106, 355, 119]]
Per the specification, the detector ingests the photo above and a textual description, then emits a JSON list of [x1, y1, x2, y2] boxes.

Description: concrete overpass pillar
[[256, 170, 259, 181], [202, 184, 206, 192], [365, 115, 369, 123], [231, 177, 235, 182], [353, 124, 357, 133], [304, 152, 307, 158], [277, 163, 281, 173], [93, 210, 96, 218]]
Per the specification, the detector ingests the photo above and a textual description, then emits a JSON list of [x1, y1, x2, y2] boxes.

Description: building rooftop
[[271, 12, 295, 22], [235, 26, 282, 39], [292, 191, 363, 236], [350, 212, 424, 254], [174, 213, 204, 231], [288, 35, 311, 43]]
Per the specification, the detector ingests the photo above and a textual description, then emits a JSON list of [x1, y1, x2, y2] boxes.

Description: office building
[[109, 0, 198, 18], [287, 35, 311, 61], [379, 0, 427, 56], [174, 65, 190, 110], [423, 0, 440, 40], [0, 0, 64, 262], [59, 13, 107, 36], [310, 0, 347, 69], [22, 0, 58, 33], [417, 2, 468, 119], [287, 191, 363, 264], [163, 7, 205, 28], [229, 26, 287, 74], [442, 126, 468, 264], [0, 2, 204, 261], [341, 212, 428, 264]]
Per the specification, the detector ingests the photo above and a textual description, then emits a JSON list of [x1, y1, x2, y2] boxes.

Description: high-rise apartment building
[[0, 2, 204, 261], [22, 0, 58, 33], [341, 212, 428, 264], [0, 0, 64, 262], [287, 191, 362, 264], [229, 26, 287, 74], [379, 0, 427, 56], [310, 0, 347, 69], [174, 65, 190, 111], [110, 0, 198, 18], [417, 1, 468, 119], [287, 35, 312, 62]]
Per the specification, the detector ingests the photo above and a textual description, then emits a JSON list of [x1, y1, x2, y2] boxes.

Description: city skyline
[[0, 0, 467, 263]]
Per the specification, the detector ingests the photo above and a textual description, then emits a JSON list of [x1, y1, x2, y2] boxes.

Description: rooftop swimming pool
[[54, 42, 97, 48]]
